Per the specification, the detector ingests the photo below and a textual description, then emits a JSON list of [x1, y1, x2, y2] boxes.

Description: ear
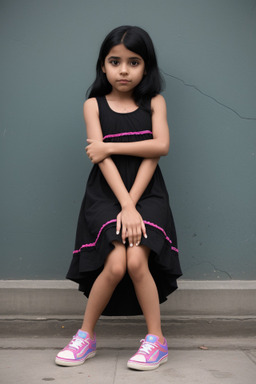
[[101, 64, 106, 73]]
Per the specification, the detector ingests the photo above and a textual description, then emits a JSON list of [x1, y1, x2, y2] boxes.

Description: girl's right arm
[[84, 98, 146, 246]]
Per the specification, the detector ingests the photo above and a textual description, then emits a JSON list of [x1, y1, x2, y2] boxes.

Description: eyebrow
[[108, 56, 142, 60]]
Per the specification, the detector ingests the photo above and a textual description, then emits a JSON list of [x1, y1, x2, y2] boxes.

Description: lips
[[117, 79, 131, 84]]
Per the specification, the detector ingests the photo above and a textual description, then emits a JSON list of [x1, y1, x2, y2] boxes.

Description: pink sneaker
[[55, 330, 96, 366], [127, 334, 168, 371]]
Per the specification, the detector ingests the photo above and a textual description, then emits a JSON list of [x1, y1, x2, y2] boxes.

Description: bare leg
[[81, 242, 126, 337], [127, 245, 164, 343]]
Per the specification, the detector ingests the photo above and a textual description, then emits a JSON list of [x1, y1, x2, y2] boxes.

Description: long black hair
[[86, 26, 163, 107]]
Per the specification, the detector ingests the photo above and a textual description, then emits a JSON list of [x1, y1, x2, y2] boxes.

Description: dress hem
[[73, 218, 179, 255]]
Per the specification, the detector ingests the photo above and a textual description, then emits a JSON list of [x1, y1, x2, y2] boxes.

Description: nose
[[120, 63, 128, 75]]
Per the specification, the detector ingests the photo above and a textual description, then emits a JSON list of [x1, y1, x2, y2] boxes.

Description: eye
[[109, 60, 119, 66], [130, 60, 140, 67]]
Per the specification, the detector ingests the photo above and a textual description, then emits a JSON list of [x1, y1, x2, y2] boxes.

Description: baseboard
[[0, 280, 256, 317]]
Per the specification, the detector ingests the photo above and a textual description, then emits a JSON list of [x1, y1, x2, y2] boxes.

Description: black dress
[[66, 96, 182, 316]]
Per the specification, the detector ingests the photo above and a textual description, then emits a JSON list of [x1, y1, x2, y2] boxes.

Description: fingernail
[[144, 234, 148, 239], [136, 242, 140, 246], [116, 231, 119, 235], [130, 243, 133, 247]]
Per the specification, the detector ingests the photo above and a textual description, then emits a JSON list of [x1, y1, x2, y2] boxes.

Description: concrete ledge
[[1, 316, 256, 338], [1, 280, 256, 316]]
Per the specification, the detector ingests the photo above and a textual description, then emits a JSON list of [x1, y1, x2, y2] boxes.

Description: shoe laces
[[138, 339, 155, 355], [68, 336, 86, 350]]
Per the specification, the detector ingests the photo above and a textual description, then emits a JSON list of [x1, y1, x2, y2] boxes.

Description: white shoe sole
[[127, 356, 168, 371], [55, 351, 96, 367]]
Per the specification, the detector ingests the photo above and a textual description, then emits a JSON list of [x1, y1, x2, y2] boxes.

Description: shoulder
[[83, 98, 103, 139], [151, 94, 167, 114], [83, 97, 99, 115], [83, 98, 100, 126]]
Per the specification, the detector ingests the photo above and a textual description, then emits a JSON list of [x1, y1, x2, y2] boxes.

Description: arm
[[115, 157, 159, 240], [129, 158, 159, 205], [128, 95, 169, 203], [84, 98, 146, 246], [116, 97, 169, 233], [86, 95, 170, 163]]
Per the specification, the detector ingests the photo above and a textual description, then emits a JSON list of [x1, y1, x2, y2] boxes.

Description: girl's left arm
[[85, 95, 170, 163], [129, 157, 159, 205]]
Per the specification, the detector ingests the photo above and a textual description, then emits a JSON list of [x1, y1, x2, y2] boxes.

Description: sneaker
[[127, 334, 168, 371], [55, 330, 96, 366]]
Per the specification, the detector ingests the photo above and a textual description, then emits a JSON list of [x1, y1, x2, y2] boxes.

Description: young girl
[[55, 25, 182, 371]]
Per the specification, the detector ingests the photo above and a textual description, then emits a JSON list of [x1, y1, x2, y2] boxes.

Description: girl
[[55, 25, 182, 371]]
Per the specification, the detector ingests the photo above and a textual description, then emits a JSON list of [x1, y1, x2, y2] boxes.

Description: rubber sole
[[127, 356, 168, 371], [55, 351, 96, 367]]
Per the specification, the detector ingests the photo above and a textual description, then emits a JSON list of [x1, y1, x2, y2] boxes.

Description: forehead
[[106, 44, 143, 60]]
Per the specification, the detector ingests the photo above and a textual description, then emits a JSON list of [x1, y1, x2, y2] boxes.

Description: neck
[[107, 89, 134, 101]]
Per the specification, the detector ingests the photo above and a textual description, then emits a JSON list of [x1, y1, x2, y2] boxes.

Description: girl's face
[[102, 44, 146, 95]]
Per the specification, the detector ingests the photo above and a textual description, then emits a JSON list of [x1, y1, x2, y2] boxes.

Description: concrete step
[[1, 316, 256, 338], [1, 280, 256, 317]]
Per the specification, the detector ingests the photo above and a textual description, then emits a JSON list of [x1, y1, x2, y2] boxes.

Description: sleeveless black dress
[[66, 96, 182, 316]]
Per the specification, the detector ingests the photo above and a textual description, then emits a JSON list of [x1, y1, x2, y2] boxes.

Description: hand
[[116, 205, 147, 247], [85, 139, 109, 163]]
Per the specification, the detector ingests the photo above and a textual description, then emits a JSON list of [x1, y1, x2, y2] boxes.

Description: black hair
[[86, 25, 163, 108]]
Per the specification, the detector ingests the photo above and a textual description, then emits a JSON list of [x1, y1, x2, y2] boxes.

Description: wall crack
[[162, 70, 256, 121], [186, 260, 233, 279], [206, 261, 233, 280]]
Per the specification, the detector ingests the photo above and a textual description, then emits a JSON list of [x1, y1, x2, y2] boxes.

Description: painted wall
[[1, 0, 256, 280]]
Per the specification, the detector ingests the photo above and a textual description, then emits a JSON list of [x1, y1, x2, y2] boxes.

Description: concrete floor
[[1, 333, 256, 384]]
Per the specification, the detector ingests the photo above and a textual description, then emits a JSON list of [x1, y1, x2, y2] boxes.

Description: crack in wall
[[162, 70, 256, 121], [186, 260, 233, 279], [206, 261, 233, 280]]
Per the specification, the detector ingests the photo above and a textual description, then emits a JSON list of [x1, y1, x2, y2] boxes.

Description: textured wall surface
[[1, 0, 256, 279]]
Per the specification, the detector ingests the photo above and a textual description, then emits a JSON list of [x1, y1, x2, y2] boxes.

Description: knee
[[112, 263, 126, 281], [127, 253, 148, 282], [104, 241, 127, 283], [106, 262, 126, 283]]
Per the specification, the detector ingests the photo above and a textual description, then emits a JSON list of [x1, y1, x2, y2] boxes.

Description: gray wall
[[1, 0, 256, 280]]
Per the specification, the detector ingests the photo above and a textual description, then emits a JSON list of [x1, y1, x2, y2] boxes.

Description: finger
[[141, 220, 147, 239], [135, 225, 142, 246], [131, 224, 137, 247], [128, 227, 134, 247], [116, 214, 121, 235], [122, 225, 126, 245]]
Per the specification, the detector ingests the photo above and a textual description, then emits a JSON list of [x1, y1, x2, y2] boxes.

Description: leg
[[127, 245, 164, 343], [55, 241, 126, 367], [81, 241, 126, 337]]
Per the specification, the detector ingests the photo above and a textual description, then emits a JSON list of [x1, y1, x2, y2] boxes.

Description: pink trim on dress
[[73, 219, 116, 254], [143, 220, 173, 245], [73, 219, 179, 254], [103, 130, 152, 140]]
